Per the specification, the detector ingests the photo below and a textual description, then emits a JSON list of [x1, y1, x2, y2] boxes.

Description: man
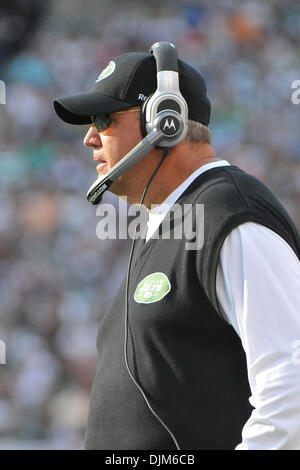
[[53, 47, 300, 450]]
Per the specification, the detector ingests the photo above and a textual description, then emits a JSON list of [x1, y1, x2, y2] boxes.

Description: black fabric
[[53, 91, 136, 125], [84, 165, 300, 450], [53, 53, 211, 126]]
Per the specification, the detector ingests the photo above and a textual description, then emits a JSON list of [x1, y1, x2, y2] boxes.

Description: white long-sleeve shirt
[[145, 160, 300, 450]]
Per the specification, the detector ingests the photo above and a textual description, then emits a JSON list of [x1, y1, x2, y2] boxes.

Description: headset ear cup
[[140, 94, 153, 138]]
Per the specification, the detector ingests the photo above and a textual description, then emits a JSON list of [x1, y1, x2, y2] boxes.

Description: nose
[[83, 125, 102, 148]]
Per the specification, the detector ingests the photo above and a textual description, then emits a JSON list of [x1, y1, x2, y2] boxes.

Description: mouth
[[93, 156, 108, 174]]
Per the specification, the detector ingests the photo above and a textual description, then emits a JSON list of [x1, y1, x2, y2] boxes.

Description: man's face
[[83, 107, 143, 197]]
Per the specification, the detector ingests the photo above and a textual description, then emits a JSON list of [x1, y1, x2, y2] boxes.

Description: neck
[[141, 143, 220, 209]]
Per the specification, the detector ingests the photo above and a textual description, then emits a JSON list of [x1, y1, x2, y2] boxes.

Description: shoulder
[[221, 222, 300, 262], [190, 165, 274, 207]]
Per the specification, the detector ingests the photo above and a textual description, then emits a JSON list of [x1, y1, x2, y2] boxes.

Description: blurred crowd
[[0, 0, 299, 449]]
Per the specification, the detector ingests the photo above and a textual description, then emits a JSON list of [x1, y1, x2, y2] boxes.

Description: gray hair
[[185, 119, 211, 144]]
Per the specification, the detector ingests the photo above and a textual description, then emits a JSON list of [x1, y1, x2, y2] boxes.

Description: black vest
[[85, 165, 300, 450]]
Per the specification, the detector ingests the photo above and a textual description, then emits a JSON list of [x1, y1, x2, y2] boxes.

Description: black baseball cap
[[53, 52, 211, 126]]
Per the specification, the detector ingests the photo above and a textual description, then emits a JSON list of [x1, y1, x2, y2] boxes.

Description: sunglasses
[[91, 108, 140, 132]]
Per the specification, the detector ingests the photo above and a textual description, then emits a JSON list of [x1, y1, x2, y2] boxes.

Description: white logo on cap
[[95, 61, 116, 82], [138, 94, 147, 101]]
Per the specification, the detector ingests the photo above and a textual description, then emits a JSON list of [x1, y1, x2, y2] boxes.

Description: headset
[[87, 42, 188, 450], [86, 41, 188, 205]]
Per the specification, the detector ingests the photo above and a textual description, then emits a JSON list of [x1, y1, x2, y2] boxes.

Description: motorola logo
[[164, 118, 176, 130], [160, 116, 180, 136], [90, 183, 108, 203]]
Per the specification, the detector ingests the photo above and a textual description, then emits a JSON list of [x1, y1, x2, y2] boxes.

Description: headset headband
[[141, 41, 188, 147]]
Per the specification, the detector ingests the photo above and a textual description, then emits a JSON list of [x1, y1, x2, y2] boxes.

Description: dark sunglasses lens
[[94, 114, 111, 132]]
